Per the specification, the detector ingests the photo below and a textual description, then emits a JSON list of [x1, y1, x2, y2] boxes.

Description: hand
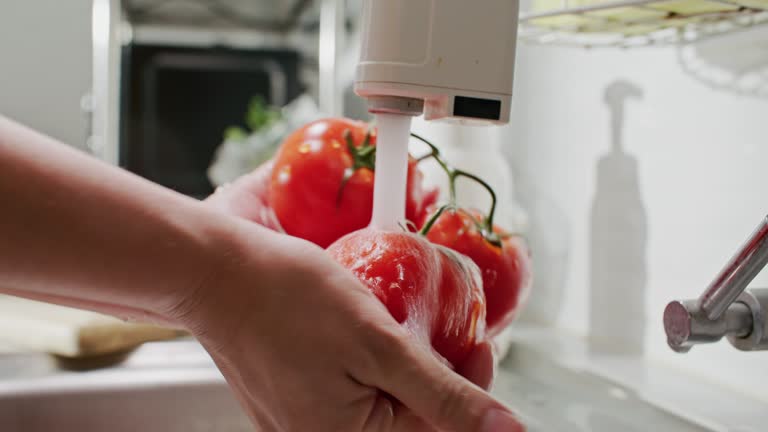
[[168, 222, 523, 432], [205, 163, 497, 388], [206, 161, 283, 231], [0, 115, 521, 431]]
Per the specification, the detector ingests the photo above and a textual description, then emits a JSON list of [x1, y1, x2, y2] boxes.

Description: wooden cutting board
[[0, 295, 183, 358]]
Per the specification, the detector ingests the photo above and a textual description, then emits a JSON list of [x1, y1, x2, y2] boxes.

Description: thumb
[[374, 336, 524, 432]]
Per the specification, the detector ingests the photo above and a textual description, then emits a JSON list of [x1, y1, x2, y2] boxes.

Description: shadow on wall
[[588, 80, 648, 355]]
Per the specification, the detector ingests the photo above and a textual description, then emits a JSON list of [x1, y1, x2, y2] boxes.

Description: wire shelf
[[519, 0, 768, 47], [676, 25, 768, 98]]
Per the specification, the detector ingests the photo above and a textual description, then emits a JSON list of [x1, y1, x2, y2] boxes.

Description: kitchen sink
[[0, 327, 764, 431], [0, 341, 251, 431], [495, 348, 708, 432]]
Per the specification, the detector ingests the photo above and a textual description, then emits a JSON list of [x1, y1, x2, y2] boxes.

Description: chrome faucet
[[664, 215, 768, 352]]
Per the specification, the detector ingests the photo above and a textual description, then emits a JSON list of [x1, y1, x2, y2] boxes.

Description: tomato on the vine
[[269, 118, 434, 248], [423, 208, 532, 336]]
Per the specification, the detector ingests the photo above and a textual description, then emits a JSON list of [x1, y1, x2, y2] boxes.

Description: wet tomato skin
[[327, 228, 486, 368], [424, 209, 532, 336]]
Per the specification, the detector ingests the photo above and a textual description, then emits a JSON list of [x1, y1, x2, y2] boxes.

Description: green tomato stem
[[419, 204, 452, 237], [409, 133, 499, 240]]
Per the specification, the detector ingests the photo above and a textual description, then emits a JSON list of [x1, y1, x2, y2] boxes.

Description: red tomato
[[327, 228, 486, 368], [424, 209, 532, 336], [269, 118, 433, 248], [413, 185, 439, 231]]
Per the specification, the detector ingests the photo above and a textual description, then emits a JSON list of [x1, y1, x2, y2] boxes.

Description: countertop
[[1, 326, 766, 432]]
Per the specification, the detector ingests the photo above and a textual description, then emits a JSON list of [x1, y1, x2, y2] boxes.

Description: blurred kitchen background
[[2, 0, 768, 429]]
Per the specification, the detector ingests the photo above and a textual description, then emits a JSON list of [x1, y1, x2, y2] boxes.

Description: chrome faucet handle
[[663, 215, 768, 352], [664, 299, 752, 353]]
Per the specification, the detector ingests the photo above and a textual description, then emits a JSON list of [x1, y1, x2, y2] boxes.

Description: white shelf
[[520, 0, 768, 47]]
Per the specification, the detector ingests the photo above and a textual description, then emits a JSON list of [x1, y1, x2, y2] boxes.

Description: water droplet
[[298, 142, 312, 154], [277, 166, 291, 183]]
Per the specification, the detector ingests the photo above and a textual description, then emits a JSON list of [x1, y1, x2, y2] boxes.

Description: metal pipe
[[698, 215, 768, 320], [91, 0, 122, 165], [725, 302, 754, 338], [319, 0, 345, 116]]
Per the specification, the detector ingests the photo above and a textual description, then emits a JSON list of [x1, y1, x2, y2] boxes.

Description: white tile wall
[[499, 26, 768, 402]]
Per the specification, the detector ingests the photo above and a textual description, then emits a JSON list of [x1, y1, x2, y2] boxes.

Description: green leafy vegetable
[[223, 95, 282, 142]]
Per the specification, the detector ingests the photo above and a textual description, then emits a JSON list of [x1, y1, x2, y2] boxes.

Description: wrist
[[147, 199, 247, 326], [156, 200, 287, 339]]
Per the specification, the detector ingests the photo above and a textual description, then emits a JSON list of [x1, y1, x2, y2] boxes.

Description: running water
[[369, 113, 412, 230]]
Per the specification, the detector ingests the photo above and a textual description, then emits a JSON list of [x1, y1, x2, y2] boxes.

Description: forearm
[[0, 116, 242, 325]]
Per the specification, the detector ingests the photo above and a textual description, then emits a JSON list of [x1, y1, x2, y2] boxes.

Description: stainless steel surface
[[0, 340, 251, 432], [90, 0, 122, 164], [728, 288, 768, 351], [663, 299, 753, 353], [318, 0, 345, 115], [366, 96, 425, 116], [503, 326, 768, 431], [663, 214, 768, 352], [123, 0, 314, 32], [699, 215, 768, 320], [496, 350, 711, 432]]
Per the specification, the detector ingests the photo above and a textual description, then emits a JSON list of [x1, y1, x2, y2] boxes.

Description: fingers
[[363, 395, 395, 432], [457, 340, 496, 392], [205, 161, 282, 229], [363, 393, 438, 432], [206, 161, 272, 205], [373, 336, 524, 432]]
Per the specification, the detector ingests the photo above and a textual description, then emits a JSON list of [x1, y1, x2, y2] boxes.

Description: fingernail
[[481, 409, 525, 432]]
